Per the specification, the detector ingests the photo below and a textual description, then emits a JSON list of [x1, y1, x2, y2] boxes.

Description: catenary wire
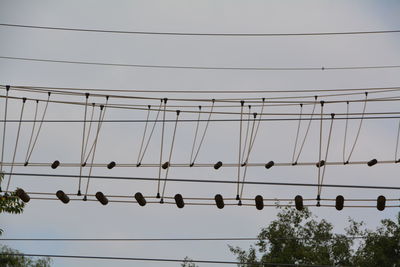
[[2, 55, 400, 71], [0, 253, 348, 266], [4, 172, 400, 190], [2, 22, 400, 36]]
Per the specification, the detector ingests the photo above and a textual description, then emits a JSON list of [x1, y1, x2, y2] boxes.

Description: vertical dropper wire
[[83, 101, 109, 164], [239, 113, 257, 199], [343, 102, 349, 163], [291, 104, 303, 164], [247, 98, 265, 153], [395, 118, 400, 162], [241, 106, 252, 164], [157, 99, 167, 198], [189, 106, 201, 166], [294, 97, 318, 164], [160, 110, 180, 201], [345, 93, 368, 163], [78, 93, 89, 195], [83, 101, 107, 200], [191, 100, 215, 164], [236, 101, 245, 199], [138, 100, 163, 165], [5, 98, 26, 193], [136, 105, 151, 166], [318, 114, 335, 197], [317, 101, 324, 203], [0, 86, 10, 174], [82, 103, 95, 165], [24, 100, 38, 163], [24, 92, 51, 163]]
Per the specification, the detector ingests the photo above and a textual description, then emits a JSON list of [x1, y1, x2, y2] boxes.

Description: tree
[[0, 171, 51, 266], [230, 205, 400, 267], [0, 246, 51, 267], [181, 257, 199, 267]]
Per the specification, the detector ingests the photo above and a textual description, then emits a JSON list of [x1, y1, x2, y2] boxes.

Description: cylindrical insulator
[[56, 190, 70, 204], [15, 188, 30, 203], [255, 195, 264, 210], [215, 194, 224, 209], [214, 161, 223, 170], [134, 192, 146, 206], [335, 195, 344, 211], [162, 161, 170, 169], [377, 195, 386, 211], [295, 195, 304, 211], [265, 161, 274, 169], [368, 159, 378, 167], [316, 160, 325, 168], [107, 161, 116, 169], [174, 194, 185, 208], [51, 160, 60, 169], [95, 192, 108, 205]]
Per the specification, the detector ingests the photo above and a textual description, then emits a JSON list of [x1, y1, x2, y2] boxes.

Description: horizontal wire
[[0, 236, 371, 242], [6, 84, 400, 94], [4, 197, 400, 209], [0, 253, 345, 266], [2, 159, 400, 168], [5, 85, 400, 105], [4, 87, 400, 109], [3, 190, 398, 203], [3, 172, 400, 190], [2, 23, 400, 37], [2, 55, 400, 71], [3, 93, 400, 119]]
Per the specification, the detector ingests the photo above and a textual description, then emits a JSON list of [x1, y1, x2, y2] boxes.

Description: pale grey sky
[[1, 1, 400, 266]]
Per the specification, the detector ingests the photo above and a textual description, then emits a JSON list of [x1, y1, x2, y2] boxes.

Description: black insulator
[[162, 161, 170, 169], [107, 161, 116, 169], [316, 160, 325, 168], [15, 188, 30, 203], [377, 195, 386, 211], [215, 194, 224, 209], [95, 191, 108, 205], [156, 192, 160, 198], [51, 160, 60, 169], [77, 190, 82, 196], [255, 195, 264, 210], [368, 159, 378, 167], [265, 161, 274, 169], [295, 195, 304, 211], [56, 190, 70, 204], [174, 194, 185, 208], [236, 194, 240, 200], [134, 192, 146, 206], [238, 200, 242, 206], [214, 161, 223, 170], [335, 195, 344, 211], [24, 162, 28, 166]]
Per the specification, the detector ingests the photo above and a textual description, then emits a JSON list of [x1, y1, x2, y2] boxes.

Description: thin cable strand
[[5, 99, 26, 192]]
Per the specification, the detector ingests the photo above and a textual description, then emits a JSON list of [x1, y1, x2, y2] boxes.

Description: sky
[[1, 0, 400, 266]]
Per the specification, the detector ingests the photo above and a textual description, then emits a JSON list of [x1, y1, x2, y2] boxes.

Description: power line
[[6, 84, 400, 94], [2, 159, 400, 168], [0, 253, 343, 266], [1, 22, 400, 37], [1, 55, 400, 71], [3, 172, 400, 190], [0, 236, 368, 242]]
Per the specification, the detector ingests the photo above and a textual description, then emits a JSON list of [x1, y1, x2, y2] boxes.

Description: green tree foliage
[[181, 257, 199, 267], [0, 246, 51, 267], [230, 205, 400, 267], [0, 172, 51, 266]]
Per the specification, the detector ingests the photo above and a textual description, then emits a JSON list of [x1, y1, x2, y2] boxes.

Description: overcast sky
[[1, 1, 400, 266]]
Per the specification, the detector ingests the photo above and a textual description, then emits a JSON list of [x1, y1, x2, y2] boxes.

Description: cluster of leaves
[[0, 246, 51, 267], [230, 205, 400, 267]]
